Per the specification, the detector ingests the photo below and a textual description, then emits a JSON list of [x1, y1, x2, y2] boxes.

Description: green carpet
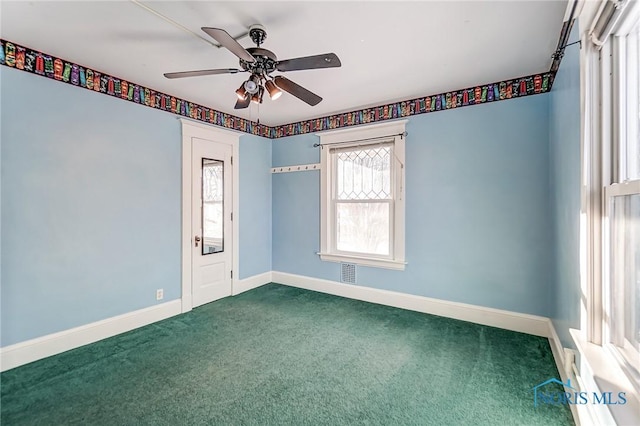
[[1, 283, 573, 425]]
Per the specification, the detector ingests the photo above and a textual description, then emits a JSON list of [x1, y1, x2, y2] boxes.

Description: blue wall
[[549, 24, 582, 347], [273, 95, 555, 317], [1, 67, 271, 346], [1, 43, 582, 347], [238, 135, 272, 279]]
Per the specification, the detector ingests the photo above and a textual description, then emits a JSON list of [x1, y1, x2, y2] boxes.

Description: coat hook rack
[[271, 163, 321, 174]]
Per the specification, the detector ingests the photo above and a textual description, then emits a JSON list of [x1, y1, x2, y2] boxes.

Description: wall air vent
[[341, 263, 356, 284]]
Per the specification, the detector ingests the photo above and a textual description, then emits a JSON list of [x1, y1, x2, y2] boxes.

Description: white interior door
[[191, 136, 233, 307]]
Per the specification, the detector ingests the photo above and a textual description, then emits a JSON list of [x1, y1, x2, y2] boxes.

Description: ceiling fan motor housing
[[239, 26, 277, 76], [241, 47, 278, 76]]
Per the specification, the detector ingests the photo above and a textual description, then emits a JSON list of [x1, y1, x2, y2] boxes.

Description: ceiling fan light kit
[[164, 24, 342, 110], [244, 74, 260, 94], [251, 86, 264, 104], [265, 80, 282, 100], [235, 83, 247, 100]]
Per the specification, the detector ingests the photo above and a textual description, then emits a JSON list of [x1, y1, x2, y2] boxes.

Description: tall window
[[604, 14, 640, 389], [581, 0, 640, 403], [334, 144, 392, 256], [319, 120, 406, 270]]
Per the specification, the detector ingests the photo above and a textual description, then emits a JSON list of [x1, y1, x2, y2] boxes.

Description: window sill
[[317, 253, 406, 270], [569, 328, 640, 425]]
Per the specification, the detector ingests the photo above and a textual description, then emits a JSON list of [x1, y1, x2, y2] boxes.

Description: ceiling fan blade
[[201, 27, 256, 63], [234, 96, 251, 109], [276, 53, 341, 72], [273, 76, 322, 106], [164, 69, 242, 79]]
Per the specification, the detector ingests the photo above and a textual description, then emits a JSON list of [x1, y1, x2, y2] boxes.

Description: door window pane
[[202, 158, 223, 255]]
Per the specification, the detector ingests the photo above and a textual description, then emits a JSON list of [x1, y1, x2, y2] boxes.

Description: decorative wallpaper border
[[270, 71, 554, 138], [0, 39, 271, 138], [1, 38, 555, 139]]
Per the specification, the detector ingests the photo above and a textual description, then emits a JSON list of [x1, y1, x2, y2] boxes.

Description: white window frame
[[572, 1, 640, 424], [602, 7, 640, 393], [318, 120, 407, 270], [604, 181, 640, 389]]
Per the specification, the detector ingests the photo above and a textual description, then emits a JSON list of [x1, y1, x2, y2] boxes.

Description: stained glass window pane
[[336, 146, 391, 200], [202, 158, 223, 255]]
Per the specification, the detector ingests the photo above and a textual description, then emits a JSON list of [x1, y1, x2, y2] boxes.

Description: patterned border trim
[[0, 39, 271, 138], [0, 38, 555, 139], [270, 72, 554, 138]]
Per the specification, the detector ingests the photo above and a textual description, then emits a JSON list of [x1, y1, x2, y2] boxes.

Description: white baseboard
[[547, 320, 582, 425], [0, 272, 560, 377], [272, 271, 551, 337], [233, 271, 272, 295], [547, 320, 569, 379], [0, 271, 272, 372], [273, 272, 583, 423], [0, 299, 182, 372]]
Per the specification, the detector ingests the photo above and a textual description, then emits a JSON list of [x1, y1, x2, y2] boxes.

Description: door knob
[[194, 236, 201, 247]]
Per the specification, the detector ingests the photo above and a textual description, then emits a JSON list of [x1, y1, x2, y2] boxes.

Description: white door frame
[[180, 118, 240, 314]]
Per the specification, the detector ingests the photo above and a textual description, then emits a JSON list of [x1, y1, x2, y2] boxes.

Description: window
[[581, 0, 640, 406], [319, 120, 406, 270], [603, 11, 640, 391], [619, 16, 640, 182], [334, 144, 392, 256], [607, 188, 640, 384]]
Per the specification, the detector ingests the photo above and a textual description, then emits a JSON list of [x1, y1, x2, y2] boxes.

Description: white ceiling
[[1, 1, 568, 126]]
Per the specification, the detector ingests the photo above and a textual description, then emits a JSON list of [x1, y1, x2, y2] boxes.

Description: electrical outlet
[[156, 289, 164, 301]]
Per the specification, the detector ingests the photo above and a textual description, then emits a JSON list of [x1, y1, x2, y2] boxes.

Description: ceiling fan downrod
[[248, 24, 267, 47]]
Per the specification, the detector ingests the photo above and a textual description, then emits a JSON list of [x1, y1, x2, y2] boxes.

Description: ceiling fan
[[164, 25, 341, 109]]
